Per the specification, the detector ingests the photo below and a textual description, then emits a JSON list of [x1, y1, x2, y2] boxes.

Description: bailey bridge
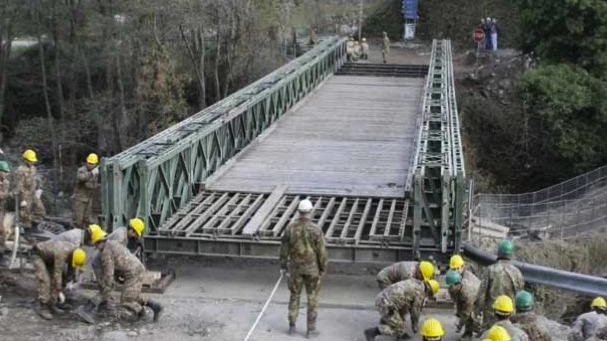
[[100, 37, 466, 263]]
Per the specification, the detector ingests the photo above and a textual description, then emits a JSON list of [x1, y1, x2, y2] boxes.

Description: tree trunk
[[0, 21, 13, 124], [51, 0, 65, 123], [37, 8, 58, 169], [179, 23, 206, 109], [115, 53, 129, 149]]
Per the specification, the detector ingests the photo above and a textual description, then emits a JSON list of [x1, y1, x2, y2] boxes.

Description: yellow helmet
[[90, 224, 108, 244], [449, 254, 465, 270], [71, 248, 87, 268], [426, 279, 440, 296], [22, 149, 38, 162], [493, 295, 514, 314], [420, 318, 445, 339], [86, 153, 99, 165], [487, 325, 511, 341], [419, 261, 435, 280], [592, 297, 607, 308], [129, 218, 145, 237]]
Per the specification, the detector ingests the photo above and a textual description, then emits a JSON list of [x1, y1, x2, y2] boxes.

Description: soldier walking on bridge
[[446, 269, 481, 338], [511, 291, 551, 341], [0, 161, 11, 260], [72, 153, 100, 228], [481, 295, 529, 341], [376, 260, 435, 289], [570, 297, 607, 341], [382, 32, 390, 64], [475, 240, 524, 330], [279, 199, 328, 338], [16, 149, 46, 229]]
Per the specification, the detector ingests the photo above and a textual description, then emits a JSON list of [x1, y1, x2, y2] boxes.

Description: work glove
[[35, 189, 43, 199], [58, 292, 66, 304], [20, 200, 27, 207], [91, 167, 99, 176]]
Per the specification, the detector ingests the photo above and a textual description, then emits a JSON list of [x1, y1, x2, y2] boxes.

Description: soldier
[[476, 240, 525, 330], [382, 32, 390, 63], [570, 297, 607, 341], [353, 40, 362, 61], [364, 278, 440, 341], [376, 260, 435, 289], [487, 325, 513, 341], [587, 326, 607, 341], [450, 254, 476, 281], [279, 199, 328, 338], [16, 149, 46, 228], [361, 37, 369, 60], [31, 238, 86, 319], [446, 269, 481, 338], [308, 28, 318, 45], [346, 36, 355, 62], [511, 291, 551, 341], [420, 318, 445, 341], [480, 295, 529, 341], [0, 161, 11, 259], [72, 153, 100, 228], [91, 227, 163, 322]]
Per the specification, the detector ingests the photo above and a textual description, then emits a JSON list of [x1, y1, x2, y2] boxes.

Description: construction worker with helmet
[[446, 269, 481, 337], [475, 239, 525, 330], [91, 225, 163, 322], [279, 198, 328, 338], [31, 238, 87, 319], [0, 160, 11, 260], [364, 278, 441, 341], [16, 148, 46, 229], [420, 317, 445, 341], [570, 297, 607, 341], [361, 37, 369, 60], [511, 290, 551, 341], [487, 325, 512, 341], [376, 260, 435, 289], [479, 295, 529, 341], [72, 153, 100, 229]]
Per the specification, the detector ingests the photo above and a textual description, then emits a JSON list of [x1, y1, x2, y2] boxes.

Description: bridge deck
[[207, 75, 423, 197]]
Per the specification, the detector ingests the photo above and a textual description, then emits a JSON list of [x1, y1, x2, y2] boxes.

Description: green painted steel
[[101, 37, 347, 232]]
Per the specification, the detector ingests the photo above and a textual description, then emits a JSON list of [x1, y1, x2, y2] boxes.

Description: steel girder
[[101, 37, 347, 232]]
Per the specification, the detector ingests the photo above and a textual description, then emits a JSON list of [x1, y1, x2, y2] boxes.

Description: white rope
[[242, 272, 284, 341]]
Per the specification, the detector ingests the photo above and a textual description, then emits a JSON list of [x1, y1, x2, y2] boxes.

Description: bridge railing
[[101, 37, 347, 232]]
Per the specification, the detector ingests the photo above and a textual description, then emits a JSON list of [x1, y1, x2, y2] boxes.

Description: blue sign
[[402, 0, 419, 20]]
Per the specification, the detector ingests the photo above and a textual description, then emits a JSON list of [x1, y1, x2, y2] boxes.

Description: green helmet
[[0, 161, 10, 172], [445, 269, 462, 286], [515, 290, 534, 310], [498, 239, 514, 258]]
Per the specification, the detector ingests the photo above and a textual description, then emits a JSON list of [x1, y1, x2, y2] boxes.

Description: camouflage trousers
[[72, 197, 93, 229], [287, 273, 321, 329], [32, 255, 57, 304], [376, 277, 391, 290], [376, 296, 407, 336], [20, 196, 46, 228], [101, 271, 146, 314], [480, 306, 497, 332], [458, 312, 479, 337]]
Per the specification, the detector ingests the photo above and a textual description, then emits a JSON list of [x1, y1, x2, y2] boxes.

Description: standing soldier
[[382, 32, 390, 64], [364, 278, 440, 341], [31, 238, 87, 319], [511, 291, 551, 341], [475, 240, 524, 330], [376, 260, 435, 289], [346, 36, 355, 61], [569, 297, 607, 341], [308, 28, 318, 45], [361, 37, 370, 60], [72, 153, 100, 228], [0, 161, 11, 259], [279, 199, 328, 338], [446, 269, 481, 338], [480, 295, 529, 341], [16, 149, 46, 228], [91, 228, 163, 322]]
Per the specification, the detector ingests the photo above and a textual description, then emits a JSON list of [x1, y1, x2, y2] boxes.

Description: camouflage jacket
[[511, 312, 551, 341], [481, 320, 530, 341], [449, 270, 480, 320], [99, 240, 145, 296], [108, 226, 128, 246], [0, 178, 11, 214], [570, 312, 607, 341], [55, 228, 85, 247], [377, 261, 418, 287], [73, 166, 98, 201], [34, 239, 78, 296], [279, 217, 328, 277], [476, 259, 524, 309], [376, 279, 426, 330], [587, 326, 607, 341], [15, 165, 40, 201]]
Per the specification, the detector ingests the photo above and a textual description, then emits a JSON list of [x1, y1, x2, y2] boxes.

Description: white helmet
[[298, 199, 313, 213]]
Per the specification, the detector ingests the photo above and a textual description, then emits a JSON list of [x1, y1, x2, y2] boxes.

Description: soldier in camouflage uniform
[[376, 260, 435, 289], [570, 297, 607, 341], [0, 161, 11, 259], [450, 254, 477, 281], [16, 149, 46, 228], [382, 32, 390, 63], [480, 295, 530, 341], [587, 326, 607, 341], [476, 240, 525, 330], [364, 278, 440, 341], [446, 269, 481, 338], [279, 199, 328, 338], [511, 291, 550, 341], [72, 153, 100, 229], [31, 239, 86, 319]]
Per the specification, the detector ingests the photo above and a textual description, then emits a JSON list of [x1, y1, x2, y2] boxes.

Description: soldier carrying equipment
[[72, 153, 100, 228], [16, 149, 46, 228], [570, 297, 607, 341], [446, 269, 481, 337]]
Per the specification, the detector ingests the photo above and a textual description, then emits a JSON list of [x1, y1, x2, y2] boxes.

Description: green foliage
[[363, 0, 402, 39]]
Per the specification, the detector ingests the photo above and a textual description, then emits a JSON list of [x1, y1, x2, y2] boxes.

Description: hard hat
[[362, 38, 366, 42], [515, 290, 534, 310], [298, 199, 313, 213], [0, 161, 10, 172], [420, 318, 445, 339], [493, 295, 514, 314], [591, 297, 607, 308], [497, 239, 514, 258], [129, 218, 145, 237], [426, 279, 440, 296], [23, 149, 38, 162], [445, 269, 462, 287], [90, 224, 108, 244], [419, 261, 435, 280], [71, 248, 87, 268], [449, 254, 465, 270], [86, 153, 99, 165], [487, 325, 511, 341]]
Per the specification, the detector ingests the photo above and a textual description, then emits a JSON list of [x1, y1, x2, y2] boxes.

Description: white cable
[[242, 272, 284, 341]]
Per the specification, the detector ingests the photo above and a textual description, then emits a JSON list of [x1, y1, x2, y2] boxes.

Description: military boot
[[35, 302, 53, 320], [306, 328, 320, 339], [364, 327, 379, 341], [145, 300, 163, 322], [288, 323, 296, 335]]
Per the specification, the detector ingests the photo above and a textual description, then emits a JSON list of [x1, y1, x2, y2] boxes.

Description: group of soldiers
[[345, 31, 391, 63]]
